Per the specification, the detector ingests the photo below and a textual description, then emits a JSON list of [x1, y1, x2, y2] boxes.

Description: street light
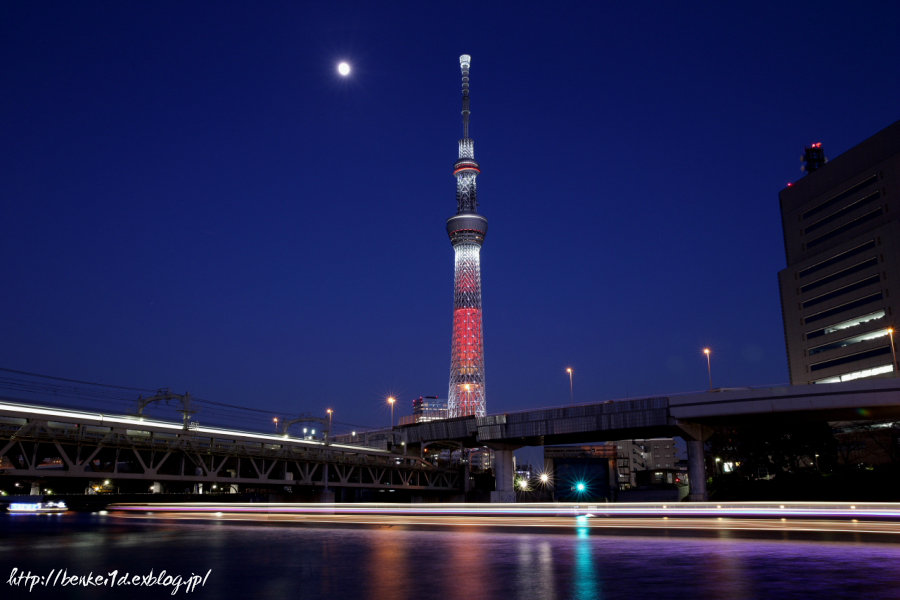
[[703, 349, 713, 391], [566, 368, 574, 406], [273, 417, 279, 432], [387, 397, 396, 428], [888, 328, 899, 377], [326, 409, 333, 440]]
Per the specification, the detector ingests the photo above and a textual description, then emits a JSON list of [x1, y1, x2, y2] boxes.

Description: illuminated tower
[[447, 54, 488, 418]]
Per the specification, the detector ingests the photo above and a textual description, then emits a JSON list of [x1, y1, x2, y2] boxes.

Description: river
[[2, 512, 899, 599]]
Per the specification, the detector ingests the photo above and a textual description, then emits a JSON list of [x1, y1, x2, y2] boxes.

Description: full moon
[[337, 62, 350, 76]]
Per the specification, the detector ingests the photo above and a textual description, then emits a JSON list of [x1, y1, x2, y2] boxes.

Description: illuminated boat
[[6, 501, 68, 513]]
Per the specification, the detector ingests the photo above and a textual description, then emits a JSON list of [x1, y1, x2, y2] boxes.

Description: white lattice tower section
[[450, 243, 485, 417], [446, 54, 488, 418]]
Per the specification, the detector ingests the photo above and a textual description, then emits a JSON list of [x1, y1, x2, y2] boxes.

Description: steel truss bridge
[[0, 396, 459, 494]]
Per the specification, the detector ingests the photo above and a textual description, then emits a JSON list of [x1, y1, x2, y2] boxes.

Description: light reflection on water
[[2, 514, 900, 599]]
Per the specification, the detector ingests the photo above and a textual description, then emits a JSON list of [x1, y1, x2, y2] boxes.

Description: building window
[[805, 208, 883, 249], [806, 310, 885, 340], [802, 275, 881, 309], [798, 240, 876, 279], [805, 293, 883, 325], [809, 345, 892, 372], [800, 258, 879, 294], [815, 364, 894, 384], [809, 329, 890, 356], [804, 191, 881, 234], [801, 175, 877, 220]]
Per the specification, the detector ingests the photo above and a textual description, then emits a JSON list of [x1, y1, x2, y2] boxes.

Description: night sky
[[2, 2, 899, 439]]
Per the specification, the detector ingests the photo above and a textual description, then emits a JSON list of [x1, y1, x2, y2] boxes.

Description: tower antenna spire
[[460, 54, 471, 139]]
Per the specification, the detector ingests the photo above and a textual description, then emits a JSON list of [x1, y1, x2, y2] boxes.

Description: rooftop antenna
[[801, 142, 828, 173]]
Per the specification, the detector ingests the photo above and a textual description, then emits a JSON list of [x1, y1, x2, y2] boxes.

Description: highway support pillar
[[487, 444, 521, 502], [677, 421, 715, 502], [320, 463, 334, 503]]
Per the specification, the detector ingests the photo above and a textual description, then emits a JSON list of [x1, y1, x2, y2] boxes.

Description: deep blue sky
[[2, 2, 899, 434]]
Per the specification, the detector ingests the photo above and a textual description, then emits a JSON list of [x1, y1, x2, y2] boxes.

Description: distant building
[[398, 397, 448, 426], [437, 447, 493, 472], [413, 397, 448, 421], [612, 439, 677, 489], [778, 120, 900, 384], [514, 463, 534, 482], [469, 448, 492, 472]]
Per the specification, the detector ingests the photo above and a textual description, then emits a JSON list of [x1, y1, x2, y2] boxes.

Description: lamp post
[[273, 417, 279, 432], [387, 397, 396, 429], [888, 328, 899, 377], [703, 349, 712, 391], [326, 409, 333, 444], [566, 367, 574, 406]]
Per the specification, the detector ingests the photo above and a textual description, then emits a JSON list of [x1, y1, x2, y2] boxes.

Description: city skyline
[[2, 3, 899, 433]]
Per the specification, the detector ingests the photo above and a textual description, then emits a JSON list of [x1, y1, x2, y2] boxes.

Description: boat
[[6, 501, 68, 513]]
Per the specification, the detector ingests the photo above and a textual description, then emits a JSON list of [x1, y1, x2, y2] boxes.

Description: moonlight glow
[[337, 62, 350, 76]]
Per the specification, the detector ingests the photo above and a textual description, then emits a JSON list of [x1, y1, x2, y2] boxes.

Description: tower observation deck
[[447, 54, 488, 418]]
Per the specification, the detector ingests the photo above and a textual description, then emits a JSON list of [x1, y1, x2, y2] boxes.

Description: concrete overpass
[[361, 378, 900, 501]]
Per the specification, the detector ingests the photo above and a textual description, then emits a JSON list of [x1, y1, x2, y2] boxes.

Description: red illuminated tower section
[[447, 54, 488, 418]]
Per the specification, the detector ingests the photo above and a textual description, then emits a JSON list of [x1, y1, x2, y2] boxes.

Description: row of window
[[808, 328, 889, 356], [804, 292, 883, 325], [801, 174, 878, 220], [806, 310, 885, 340], [814, 364, 894, 384], [799, 240, 876, 279], [803, 191, 880, 235], [805, 207, 883, 250], [809, 345, 891, 372], [801, 274, 881, 309], [800, 257, 878, 294]]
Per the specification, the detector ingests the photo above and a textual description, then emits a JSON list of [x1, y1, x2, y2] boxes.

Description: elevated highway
[[338, 378, 900, 501]]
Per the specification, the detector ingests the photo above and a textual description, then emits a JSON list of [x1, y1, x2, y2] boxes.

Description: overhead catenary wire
[[0, 366, 344, 432]]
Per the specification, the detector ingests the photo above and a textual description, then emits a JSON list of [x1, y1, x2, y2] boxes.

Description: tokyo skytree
[[446, 54, 488, 418]]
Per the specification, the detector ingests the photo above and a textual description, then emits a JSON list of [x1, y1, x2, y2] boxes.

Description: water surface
[[2, 513, 899, 599]]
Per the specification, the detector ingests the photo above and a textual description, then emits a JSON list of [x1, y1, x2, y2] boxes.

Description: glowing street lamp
[[540, 473, 550, 485], [387, 397, 396, 429], [703, 349, 713, 391], [273, 417, 279, 432], [566, 367, 574, 406], [888, 328, 899, 377]]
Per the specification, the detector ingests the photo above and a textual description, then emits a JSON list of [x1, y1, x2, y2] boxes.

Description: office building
[[778, 120, 900, 384]]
